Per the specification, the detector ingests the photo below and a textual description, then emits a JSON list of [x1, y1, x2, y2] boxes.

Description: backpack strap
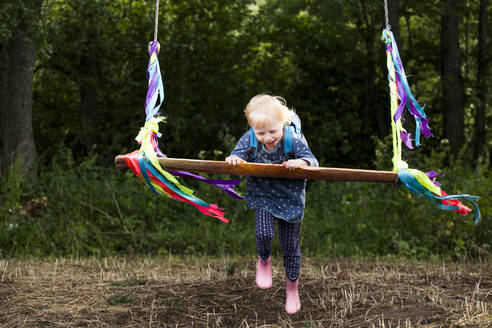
[[247, 127, 258, 161], [248, 122, 299, 163], [283, 125, 295, 159], [290, 113, 302, 136], [271, 125, 296, 164]]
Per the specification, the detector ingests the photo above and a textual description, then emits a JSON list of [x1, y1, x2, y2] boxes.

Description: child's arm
[[226, 155, 246, 165], [282, 135, 319, 170], [281, 159, 309, 170], [226, 131, 250, 166]]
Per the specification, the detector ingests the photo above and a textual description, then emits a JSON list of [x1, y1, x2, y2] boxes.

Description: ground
[[0, 257, 490, 327]]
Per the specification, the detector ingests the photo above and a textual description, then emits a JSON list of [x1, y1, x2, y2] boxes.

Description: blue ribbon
[[398, 169, 481, 225]]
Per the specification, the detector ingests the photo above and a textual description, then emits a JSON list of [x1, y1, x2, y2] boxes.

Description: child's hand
[[282, 159, 308, 170], [226, 155, 246, 165]]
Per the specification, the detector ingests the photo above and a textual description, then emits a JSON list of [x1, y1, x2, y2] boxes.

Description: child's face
[[252, 120, 284, 151]]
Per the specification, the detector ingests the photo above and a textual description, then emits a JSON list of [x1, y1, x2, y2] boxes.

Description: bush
[[0, 146, 490, 260]]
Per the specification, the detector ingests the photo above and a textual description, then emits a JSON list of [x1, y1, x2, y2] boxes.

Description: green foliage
[[303, 175, 490, 260], [0, 157, 25, 214], [2, 0, 491, 260], [0, 148, 489, 260], [0, 0, 44, 43], [29, 0, 492, 170], [0, 2, 20, 43], [107, 292, 134, 305]]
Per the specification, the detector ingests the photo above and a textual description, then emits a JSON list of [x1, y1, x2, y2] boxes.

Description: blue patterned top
[[230, 124, 318, 222]]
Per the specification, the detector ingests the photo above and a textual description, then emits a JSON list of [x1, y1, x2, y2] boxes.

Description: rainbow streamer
[[121, 41, 243, 223], [382, 29, 480, 225]]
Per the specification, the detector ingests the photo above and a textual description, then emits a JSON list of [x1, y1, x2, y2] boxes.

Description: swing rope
[[153, 0, 159, 41], [383, 0, 390, 31], [382, 1, 480, 224], [118, 0, 245, 223]]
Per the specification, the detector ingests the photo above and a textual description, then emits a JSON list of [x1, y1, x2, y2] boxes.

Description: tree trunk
[[473, 0, 488, 164], [441, 0, 465, 156], [0, 2, 9, 161], [0, 1, 42, 177], [0, 43, 9, 174], [402, 3, 413, 55], [79, 55, 100, 154], [357, 0, 387, 139], [387, 0, 400, 43]]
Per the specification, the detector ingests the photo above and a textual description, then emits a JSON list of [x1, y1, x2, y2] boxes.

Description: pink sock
[[285, 277, 301, 314], [256, 257, 272, 289]]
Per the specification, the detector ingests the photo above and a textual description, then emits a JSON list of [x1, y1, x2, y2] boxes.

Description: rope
[[153, 0, 159, 41], [384, 0, 390, 30]]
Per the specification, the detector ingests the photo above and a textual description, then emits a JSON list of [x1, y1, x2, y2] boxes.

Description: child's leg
[[255, 209, 276, 260], [255, 209, 275, 289], [277, 220, 301, 282], [278, 220, 301, 314]]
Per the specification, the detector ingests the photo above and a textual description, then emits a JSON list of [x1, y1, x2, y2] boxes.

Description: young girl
[[226, 94, 318, 314]]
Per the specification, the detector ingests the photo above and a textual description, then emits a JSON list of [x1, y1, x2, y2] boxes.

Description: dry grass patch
[[0, 256, 490, 327]]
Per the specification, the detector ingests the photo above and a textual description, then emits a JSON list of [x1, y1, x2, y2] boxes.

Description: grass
[[107, 292, 134, 305], [0, 256, 490, 327], [111, 278, 148, 287]]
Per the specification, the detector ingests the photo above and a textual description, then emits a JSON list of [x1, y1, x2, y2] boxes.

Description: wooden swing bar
[[114, 156, 399, 183]]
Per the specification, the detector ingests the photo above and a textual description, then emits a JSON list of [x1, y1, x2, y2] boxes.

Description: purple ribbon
[[143, 41, 244, 202], [400, 131, 414, 149], [145, 42, 161, 119], [390, 38, 434, 149], [170, 171, 245, 200], [419, 117, 432, 138], [426, 170, 445, 187]]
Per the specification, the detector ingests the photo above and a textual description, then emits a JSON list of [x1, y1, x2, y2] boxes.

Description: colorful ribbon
[[121, 41, 243, 222], [382, 29, 480, 225]]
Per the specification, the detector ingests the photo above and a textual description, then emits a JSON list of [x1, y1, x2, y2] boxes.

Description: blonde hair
[[244, 94, 294, 129]]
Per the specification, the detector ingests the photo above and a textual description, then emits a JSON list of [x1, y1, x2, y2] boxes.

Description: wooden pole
[[114, 156, 399, 183]]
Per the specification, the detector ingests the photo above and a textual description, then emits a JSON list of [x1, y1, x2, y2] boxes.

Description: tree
[[441, 0, 465, 156], [473, 0, 488, 164], [355, 0, 386, 140], [387, 0, 400, 43], [27, 0, 492, 169], [43, 0, 107, 154], [0, 0, 42, 176]]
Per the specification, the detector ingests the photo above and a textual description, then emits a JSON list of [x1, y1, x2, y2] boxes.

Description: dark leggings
[[255, 209, 301, 282]]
